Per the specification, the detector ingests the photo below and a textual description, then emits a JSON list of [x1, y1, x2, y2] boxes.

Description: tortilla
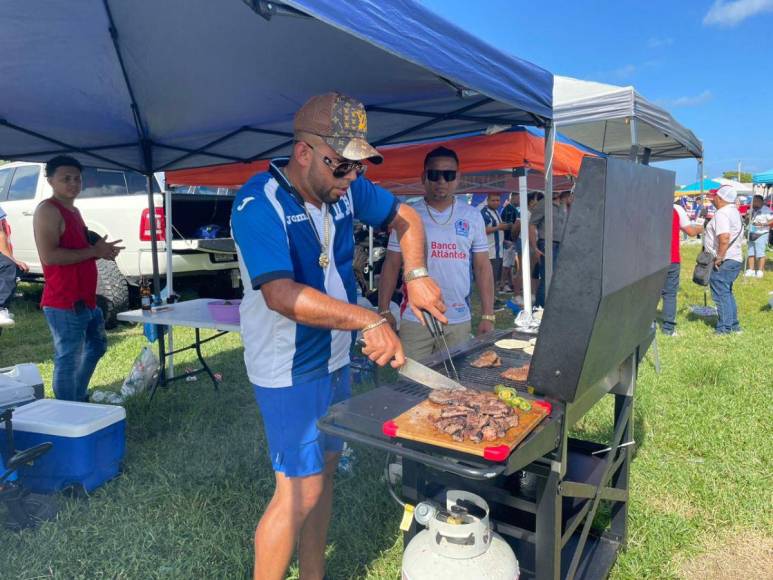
[[494, 339, 530, 350]]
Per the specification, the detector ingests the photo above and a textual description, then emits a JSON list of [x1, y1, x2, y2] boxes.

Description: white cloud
[[608, 63, 638, 80], [656, 90, 713, 108], [703, 0, 773, 27], [647, 37, 673, 48]]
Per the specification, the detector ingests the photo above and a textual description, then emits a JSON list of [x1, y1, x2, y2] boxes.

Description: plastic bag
[[120, 346, 160, 398]]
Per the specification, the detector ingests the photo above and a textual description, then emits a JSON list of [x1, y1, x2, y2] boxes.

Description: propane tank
[[402, 490, 519, 580]]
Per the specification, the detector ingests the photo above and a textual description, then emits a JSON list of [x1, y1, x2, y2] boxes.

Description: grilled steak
[[500, 364, 530, 381], [427, 386, 519, 444], [470, 350, 502, 368], [428, 388, 471, 405]]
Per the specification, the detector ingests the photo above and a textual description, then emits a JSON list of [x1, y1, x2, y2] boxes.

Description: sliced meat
[[440, 406, 473, 418], [500, 364, 530, 381], [428, 385, 520, 444], [435, 418, 466, 435], [428, 388, 470, 405], [470, 350, 502, 368], [481, 426, 499, 441]]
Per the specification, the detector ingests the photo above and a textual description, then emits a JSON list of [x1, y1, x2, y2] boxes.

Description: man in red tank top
[[660, 204, 703, 336], [33, 156, 124, 401]]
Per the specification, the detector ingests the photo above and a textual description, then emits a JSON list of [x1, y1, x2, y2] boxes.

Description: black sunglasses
[[302, 141, 366, 179], [425, 169, 457, 182]]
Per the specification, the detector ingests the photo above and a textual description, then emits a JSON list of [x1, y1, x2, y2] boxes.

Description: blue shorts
[[253, 366, 351, 478], [749, 233, 769, 257]]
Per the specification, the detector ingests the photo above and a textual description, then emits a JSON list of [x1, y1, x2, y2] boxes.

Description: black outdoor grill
[[319, 157, 675, 579]]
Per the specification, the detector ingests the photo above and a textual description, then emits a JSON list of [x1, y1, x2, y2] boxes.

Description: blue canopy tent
[[752, 169, 773, 185], [0, 0, 555, 358]]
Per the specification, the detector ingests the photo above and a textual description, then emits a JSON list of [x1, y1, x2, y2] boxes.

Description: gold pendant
[[318, 253, 329, 268]]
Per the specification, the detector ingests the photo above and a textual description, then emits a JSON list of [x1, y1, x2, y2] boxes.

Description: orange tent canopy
[[166, 127, 593, 188]]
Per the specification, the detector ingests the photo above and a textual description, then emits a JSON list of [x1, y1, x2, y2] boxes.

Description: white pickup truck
[[0, 161, 240, 327]]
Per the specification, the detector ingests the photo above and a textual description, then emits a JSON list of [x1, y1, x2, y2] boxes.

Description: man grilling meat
[[378, 146, 496, 360], [231, 92, 447, 580]]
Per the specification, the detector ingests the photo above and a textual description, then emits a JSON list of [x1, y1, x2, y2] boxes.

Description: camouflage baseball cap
[[294, 92, 383, 164]]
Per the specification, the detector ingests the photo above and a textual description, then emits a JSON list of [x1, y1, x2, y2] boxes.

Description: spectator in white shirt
[[704, 185, 744, 335], [378, 147, 495, 360], [744, 195, 772, 278]]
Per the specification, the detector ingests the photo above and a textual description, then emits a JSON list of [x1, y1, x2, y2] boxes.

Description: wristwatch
[[404, 267, 430, 282], [480, 314, 496, 322]]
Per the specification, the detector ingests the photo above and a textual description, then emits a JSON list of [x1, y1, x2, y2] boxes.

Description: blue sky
[[419, 0, 773, 186]]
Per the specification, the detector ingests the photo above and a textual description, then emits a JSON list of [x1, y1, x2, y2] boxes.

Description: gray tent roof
[[553, 76, 703, 161]]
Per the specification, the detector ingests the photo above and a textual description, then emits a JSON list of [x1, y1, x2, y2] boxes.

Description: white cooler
[[0, 375, 35, 411], [0, 364, 44, 400]]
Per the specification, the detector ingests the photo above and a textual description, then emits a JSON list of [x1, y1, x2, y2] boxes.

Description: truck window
[[80, 168, 128, 198], [126, 171, 161, 195], [0, 167, 13, 200], [6, 166, 40, 201]]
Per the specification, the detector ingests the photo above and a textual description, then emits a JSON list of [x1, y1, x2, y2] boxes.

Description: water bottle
[[337, 443, 355, 475]]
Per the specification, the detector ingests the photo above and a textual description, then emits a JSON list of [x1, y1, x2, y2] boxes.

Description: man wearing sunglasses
[[231, 92, 446, 580], [378, 146, 496, 361]]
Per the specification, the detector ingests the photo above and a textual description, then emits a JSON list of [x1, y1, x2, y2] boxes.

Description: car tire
[[96, 259, 129, 329]]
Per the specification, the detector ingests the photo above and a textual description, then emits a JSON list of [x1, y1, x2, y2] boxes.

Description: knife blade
[[398, 357, 466, 391]]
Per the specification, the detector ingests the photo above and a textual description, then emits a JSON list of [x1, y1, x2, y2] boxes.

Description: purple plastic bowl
[[207, 300, 241, 324]]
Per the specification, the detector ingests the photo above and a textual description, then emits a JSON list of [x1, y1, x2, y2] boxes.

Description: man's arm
[[0, 227, 12, 259], [377, 249, 402, 329], [389, 203, 447, 323], [0, 226, 28, 272], [472, 251, 495, 335], [682, 224, 703, 237], [714, 233, 730, 265], [261, 278, 404, 367]]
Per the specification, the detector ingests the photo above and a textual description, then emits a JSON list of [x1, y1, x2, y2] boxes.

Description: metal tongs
[[421, 310, 461, 383]]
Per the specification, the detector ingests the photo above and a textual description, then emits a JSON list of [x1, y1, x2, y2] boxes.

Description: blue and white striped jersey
[[231, 159, 399, 388]]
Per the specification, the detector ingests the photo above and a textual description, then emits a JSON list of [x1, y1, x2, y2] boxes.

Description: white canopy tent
[[713, 178, 753, 196], [553, 76, 703, 162]]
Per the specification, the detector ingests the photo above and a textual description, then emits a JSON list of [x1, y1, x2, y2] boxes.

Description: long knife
[[399, 357, 466, 391]]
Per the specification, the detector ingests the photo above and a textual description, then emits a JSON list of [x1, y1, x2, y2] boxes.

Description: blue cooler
[[0, 400, 126, 493]]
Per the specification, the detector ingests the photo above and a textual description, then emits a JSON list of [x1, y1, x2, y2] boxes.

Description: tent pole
[[516, 169, 533, 329], [164, 181, 174, 379], [699, 159, 704, 196], [629, 117, 639, 163], [543, 121, 555, 301], [368, 226, 374, 291], [143, 142, 165, 377]]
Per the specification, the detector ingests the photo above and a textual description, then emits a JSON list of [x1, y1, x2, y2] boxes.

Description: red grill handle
[[382, 420, 399, 438], [483, 445, 510, 462]]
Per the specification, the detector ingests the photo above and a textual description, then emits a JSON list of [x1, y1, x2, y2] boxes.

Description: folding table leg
[[194, 328, 219, 391]]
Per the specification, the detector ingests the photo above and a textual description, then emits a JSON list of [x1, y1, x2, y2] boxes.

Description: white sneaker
[[756, 270, 764, 278], [744, 269, 755, 277], [0, 308, 14, 328]]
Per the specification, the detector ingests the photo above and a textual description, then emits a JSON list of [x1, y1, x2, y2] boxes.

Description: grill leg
[[608, 394, 633, 546], [535, 468, 562, 580]]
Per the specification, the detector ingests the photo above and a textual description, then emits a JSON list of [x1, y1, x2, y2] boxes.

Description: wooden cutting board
[[382, 394, 551, 462]]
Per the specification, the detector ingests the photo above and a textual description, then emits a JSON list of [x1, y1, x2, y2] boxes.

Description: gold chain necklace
[[304, 203, 331, 268], [424, 199, 454, 226]]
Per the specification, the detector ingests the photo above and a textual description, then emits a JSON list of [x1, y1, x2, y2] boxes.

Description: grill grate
[[416, 333, 535, 392]]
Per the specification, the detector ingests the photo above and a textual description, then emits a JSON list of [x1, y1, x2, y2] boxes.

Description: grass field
[[0, 245, 771, 579]]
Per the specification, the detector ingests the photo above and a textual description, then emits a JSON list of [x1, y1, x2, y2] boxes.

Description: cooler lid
[[0, 399, 126, 437], [0, 376, 35, 405]]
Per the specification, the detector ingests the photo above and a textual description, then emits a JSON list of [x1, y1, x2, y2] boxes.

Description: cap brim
[[324, 136, 383, 165]]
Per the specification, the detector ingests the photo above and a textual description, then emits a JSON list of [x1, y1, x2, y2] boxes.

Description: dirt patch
[[645, 494, 697, 519], [678, 529, 773, 580]]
